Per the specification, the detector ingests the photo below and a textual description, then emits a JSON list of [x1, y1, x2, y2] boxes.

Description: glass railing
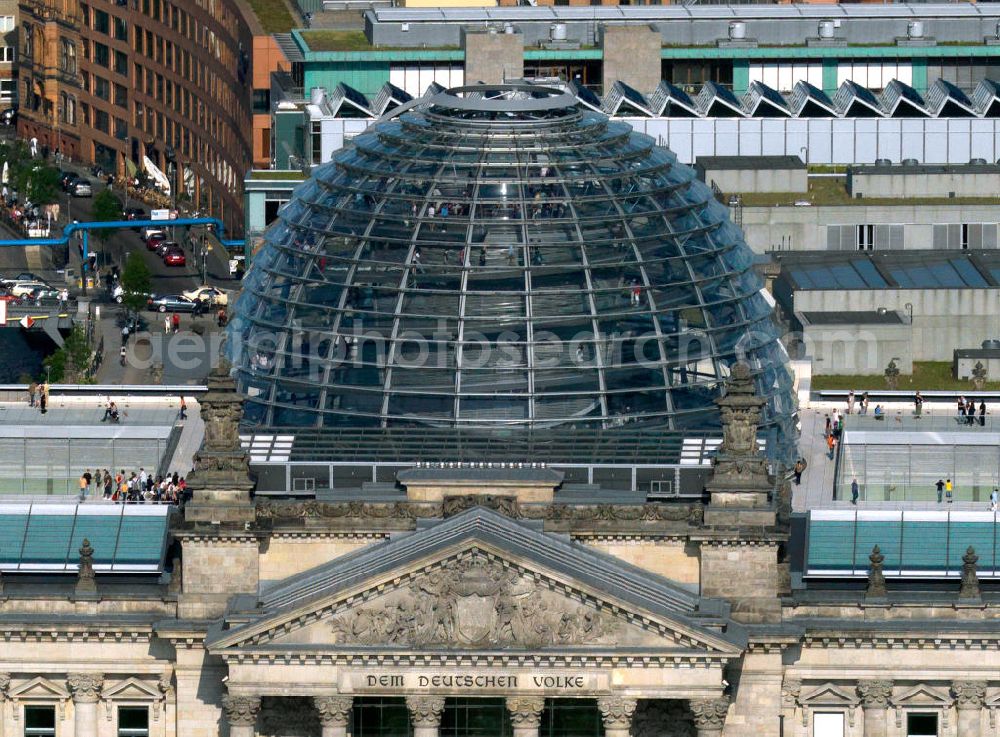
[[844, 412, 998, 433]]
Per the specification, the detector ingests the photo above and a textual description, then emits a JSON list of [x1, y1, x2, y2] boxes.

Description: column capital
[[506, 697, 545, 728], [405, 695, 446, 727], [597, 696, 638, 729], [222, 694, 262, 727], [952, 681, 987, 710], [314, 696, 354, 727], [0, 672, 10, 701], [857, 680, 893, 709], [67, 673, 104, 703], [690, 697, 730, 732]]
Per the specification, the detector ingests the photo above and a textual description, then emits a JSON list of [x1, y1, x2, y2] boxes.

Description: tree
[[43, 325, 93, 383], [91, 189, 123, 243], [120, 252, 152, 315], [13, 164, 60, 205]]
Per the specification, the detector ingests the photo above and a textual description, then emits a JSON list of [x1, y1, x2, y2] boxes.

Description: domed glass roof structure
[[229, 85, 796, 457]]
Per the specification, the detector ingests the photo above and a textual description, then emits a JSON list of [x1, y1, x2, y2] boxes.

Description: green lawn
[[811, 361, 1000, 391], [738, 177, 1000, 208], [245, 0, 297, 33]]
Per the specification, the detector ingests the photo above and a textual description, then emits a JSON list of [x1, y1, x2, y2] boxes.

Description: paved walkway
[[791, 401, 997, 512], [0, 396, 181, 426]]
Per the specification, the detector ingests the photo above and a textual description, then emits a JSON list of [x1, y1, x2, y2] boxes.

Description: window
[[93, 9, 109, 33], [60, 92, 76, 124], [114, 50, 127, 76], [114, 18, 127, 41], [117, 707, 149, 737], [22, 24, 32, 58], [94, 109, 109, 134], [24, 707, 56, 737], [253, 88, 270, 113], [94, 76, 110, 101], [933, 223, 998, 249], [0, 80, 14, 102], [311, 121, 322, 165], [0, 16, 14, 32], [856, 224, 875, 251], [0, 47, 14, 62], [813, 713, 844, 737], [906, 713, 937, 737], [93, 42, 109, 68], [114, 83, 127, 107]]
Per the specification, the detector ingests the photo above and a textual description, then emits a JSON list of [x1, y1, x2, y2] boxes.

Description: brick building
[[16, 0, 262, 234]]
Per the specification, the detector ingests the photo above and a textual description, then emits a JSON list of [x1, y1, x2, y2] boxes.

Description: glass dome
[[229, 85, 797, 456]]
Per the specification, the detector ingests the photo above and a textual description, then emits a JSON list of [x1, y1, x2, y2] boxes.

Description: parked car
[[8, 280, 54, 298], [124, 208, 146, 224], [145, 232, 167, 251], [110, 285, 152, 305], [148, 294, 196, 313], [182, 285, 229, 306], [70, 179, 93, 197], [162, 248, 186, 267], [12, 272, 47, 283], [140, 226, 165, 241]]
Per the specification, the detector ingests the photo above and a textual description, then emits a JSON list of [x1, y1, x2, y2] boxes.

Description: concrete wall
[[463, 31, 523, 86], [804, 323, 914, 375], [601, 24, 661, 96], [740, 202, 1000, 252], [850, 170, 1000, 199], [794, 288, 1000, 362], [701, 167, 807, 195], [956, 355, 1000, 380]]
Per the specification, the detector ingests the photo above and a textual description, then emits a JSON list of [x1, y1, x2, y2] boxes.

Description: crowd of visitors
[[78, 468, 188, 504]]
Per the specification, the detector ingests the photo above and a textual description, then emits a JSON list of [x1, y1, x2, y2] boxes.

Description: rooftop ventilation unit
[[818, 20, 835, 39], [902, 157, 919, 166], [908, 20, 924, 39], [729, 21, 747, 40], [550, 23, 567, 42]]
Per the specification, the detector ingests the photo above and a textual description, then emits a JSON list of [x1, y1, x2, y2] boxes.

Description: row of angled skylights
[[310, 78, 1000, 120]]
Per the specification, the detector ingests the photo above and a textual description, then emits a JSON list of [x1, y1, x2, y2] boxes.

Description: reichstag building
[[0, 86, 991, 737]]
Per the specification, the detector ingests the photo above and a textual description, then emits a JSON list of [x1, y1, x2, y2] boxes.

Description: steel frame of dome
[[230, 84, 797, 456]]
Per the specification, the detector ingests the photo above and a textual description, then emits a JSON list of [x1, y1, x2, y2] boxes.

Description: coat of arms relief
[[330, 554, 627, 649]]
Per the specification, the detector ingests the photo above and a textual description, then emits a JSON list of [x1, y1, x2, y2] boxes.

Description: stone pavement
[[791, 400, 995, 512]]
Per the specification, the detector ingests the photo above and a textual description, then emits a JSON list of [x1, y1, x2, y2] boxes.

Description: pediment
[[893, 684, 952, 707], [799, 683, 860, 708], [101, 678, 162, 701], [9, 677, 69, 700], [208, 509, 743, 659]]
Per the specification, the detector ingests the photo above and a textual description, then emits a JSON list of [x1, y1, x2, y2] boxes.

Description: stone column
[[406, 696, 445, 737], [222, 695, 261, 737], [952, 681, 986, 737], [690, 697, 730, 737], [857, 680, 893, 737], [67, 673, 103, 737], [596, 696, 637, 737], [506, 697, 545, 737], [314, 696, 353, 737]]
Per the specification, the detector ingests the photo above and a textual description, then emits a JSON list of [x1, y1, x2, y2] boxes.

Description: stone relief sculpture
[[331, 555, 621, 648]]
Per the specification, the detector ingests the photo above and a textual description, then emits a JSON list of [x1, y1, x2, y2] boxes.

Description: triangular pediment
[[893, 684, 951, 707], [9, 677, 69, 700], [207, 509, 743, 659], [101, 678, 162, 701], [800, 683, 859, 707]]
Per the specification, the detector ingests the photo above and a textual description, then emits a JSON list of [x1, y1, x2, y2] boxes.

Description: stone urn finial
[[75, 538, 97, 595], [865, 544, 887, 601], [972, 361, 988, 391], [884, 359, 900, 390], [959, 546, 981, 601]]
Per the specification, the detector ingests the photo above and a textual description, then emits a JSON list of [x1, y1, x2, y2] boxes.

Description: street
[[0, 147, 243, 385]]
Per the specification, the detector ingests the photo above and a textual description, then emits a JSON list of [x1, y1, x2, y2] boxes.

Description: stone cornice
[[268, 531, 390, 541], [215, 652, 732, 667], [803, 633, 1000, 650], [254, 499, 706, 529], [0, 628, 152, 643]]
